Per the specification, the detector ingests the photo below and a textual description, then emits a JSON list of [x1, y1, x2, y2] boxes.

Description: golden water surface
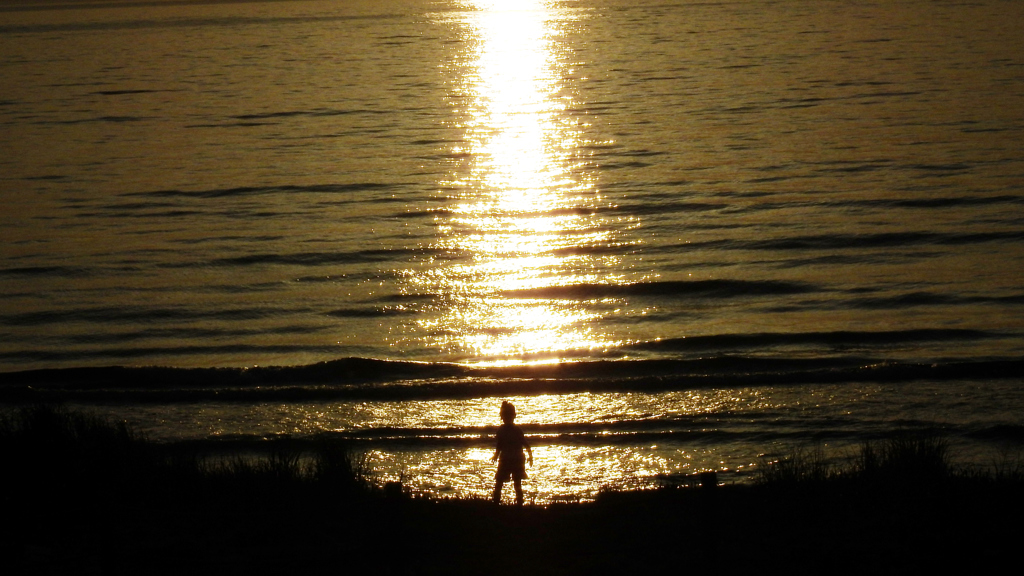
[[401, 0, 645, 364]]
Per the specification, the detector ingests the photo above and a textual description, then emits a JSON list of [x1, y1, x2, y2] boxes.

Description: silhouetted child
[[492, 400, 533, 505]]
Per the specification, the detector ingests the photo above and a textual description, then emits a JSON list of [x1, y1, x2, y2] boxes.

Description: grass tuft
[[755, 444, 837, 486], [757, 433, 956, 488], [857, 432, 951, 484], [1, 404, 372, 501]]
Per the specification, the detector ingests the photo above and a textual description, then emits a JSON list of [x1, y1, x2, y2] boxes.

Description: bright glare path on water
[[402, 0, 646, 365], [355, 391, 767, 502]]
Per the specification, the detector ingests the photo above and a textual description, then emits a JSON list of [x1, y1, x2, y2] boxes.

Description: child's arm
[[524, 439, 533, 467], [492, 428, 502, 462]]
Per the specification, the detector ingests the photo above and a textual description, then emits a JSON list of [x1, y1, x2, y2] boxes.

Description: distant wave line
[[121, 182, 413, 199], [2, 357, 1022, 403], [0, 343, 342, 363], [205, 248, 445, 267], [652, 230, 1024, 254], [502, 279, 815, 299], [628, 328, 1002, 352], [0, 11, 410, 35], [0, 305, 306, 326], [101, 422, 1024, 452]]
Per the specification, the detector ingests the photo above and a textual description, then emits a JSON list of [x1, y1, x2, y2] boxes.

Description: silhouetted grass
[[990, 452, 1024, 482], [1, 404, 371, 500], [754, 444, 839, 485], [755, 433, 960, 488], [2, 403, 147, 464]]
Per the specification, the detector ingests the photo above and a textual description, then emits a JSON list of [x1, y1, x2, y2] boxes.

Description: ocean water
[[2, 0, 1023, 501]]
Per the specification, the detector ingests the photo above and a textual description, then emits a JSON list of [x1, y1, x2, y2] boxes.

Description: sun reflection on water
[[405, 0, 642, 364]]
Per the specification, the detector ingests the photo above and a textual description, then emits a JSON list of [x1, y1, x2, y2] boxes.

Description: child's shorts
[[496, 459, 528, 481]]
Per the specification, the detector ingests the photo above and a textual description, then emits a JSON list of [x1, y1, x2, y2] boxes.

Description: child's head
[[500, 400, 516, 424]]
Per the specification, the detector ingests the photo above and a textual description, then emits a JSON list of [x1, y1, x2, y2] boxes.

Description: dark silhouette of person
[[492, 400, 533, 505]]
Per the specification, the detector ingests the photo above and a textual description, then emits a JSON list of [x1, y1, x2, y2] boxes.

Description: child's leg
[[513, 478, 523, 505], [492, 478, 504, 503]]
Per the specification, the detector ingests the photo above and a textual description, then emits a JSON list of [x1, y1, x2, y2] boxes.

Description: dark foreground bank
[[4, 406, 1022, 574]]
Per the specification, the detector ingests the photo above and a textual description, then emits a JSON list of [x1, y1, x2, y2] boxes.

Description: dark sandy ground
[[7, 478, 1021, 575]]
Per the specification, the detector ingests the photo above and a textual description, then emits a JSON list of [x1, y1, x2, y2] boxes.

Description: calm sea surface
[[2, 0, 1023, 500]]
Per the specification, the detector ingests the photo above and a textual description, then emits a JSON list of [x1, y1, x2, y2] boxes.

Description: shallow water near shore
[[2, 0, 1023, 500], [16, 367, 1024, 501]]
